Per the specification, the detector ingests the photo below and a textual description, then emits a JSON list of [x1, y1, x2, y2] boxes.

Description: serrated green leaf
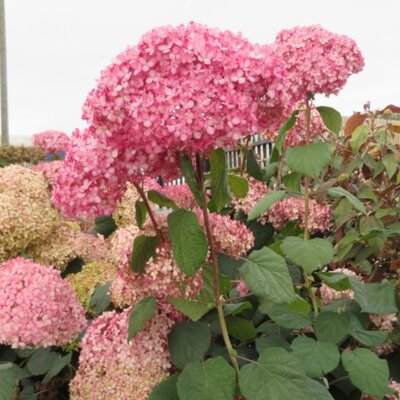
[[342, 348, 389, 398], [317, 106, 342, 135], [281, 237, 334, 273], [247, 190, 286, 221], [239, 348, 309, 400], [168, 209, 208, 276], [286, 142, 331, 178], [147, 190, 177, 208], [128, 296, 157, 340], [239, 247, 296, 303], [228, 175, 249, 199], [168, 321, 211, 369], [130, 235, 160, 273], [177, 357, 236, 400], [291, 337, 340, 378]]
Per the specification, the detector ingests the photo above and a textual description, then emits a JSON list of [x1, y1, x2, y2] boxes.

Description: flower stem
[[195, 154, 240, 376], [133, 181, 165, 241]]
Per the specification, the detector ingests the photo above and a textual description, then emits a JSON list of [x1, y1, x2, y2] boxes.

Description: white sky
[[4, 0, 400, 144]]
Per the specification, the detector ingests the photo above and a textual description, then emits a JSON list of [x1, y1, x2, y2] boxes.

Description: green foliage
[[130, 235, 160, 273], [135, 200, 147, 228], [248, 190, 286, 221], [167, 209, 208, 276], [316, 106, 342, 135], [210, 149, 231, 211], [228, 174, 249, 198], [179, 153, 205, 207], [94, 215, 117, 238], [147, 190, 177, 208], [128, 296, 157, 340], [149, 374, 180, 400], [88, 282, 111, 315]]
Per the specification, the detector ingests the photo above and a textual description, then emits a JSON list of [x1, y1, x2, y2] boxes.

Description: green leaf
[[281, 237, 334, 273], [287, 295, 311, 316], [260, 301, 311, 329], [350, 125, 370, 153], [168, 209, 208, 276], [210, 149, 231, 211], [18, 385, 38, 400], [179, 154, 204, 208], [128, 296, 157, 340], [239, 247, 296, 303], [201, 264, 231, 298], [239, 348, 309, 400], [307, 378, 334, 400], [283, 172, 301, 193], [286, 142, 331, 178], [350, 327, 387, 347], [27, 348, 58, 376], [350, 279, 398, 314], [43, 353, 72, 383], [317, 106, 342, 135], [0, 363, 23, 400], [149, 374, 179, 400], [177, 357, 236, 400], [291, 337, 340, 378], [147, 190, 177, 209], [228, 175, 249, 199], [382, 153, 398, 179], [317, 272, 351, 291], [167, 296, 210, 321], [276, 111, 299, 154], [223, 301, 252, 317], [94, 215, 117, 238], [225, 317, 256, 342], [247, 190, 286, 221], [88, 282, 111, 315], [328, 187, 366, 214], [342, 348, 389, 398], [246, 149, 265, 181], [130, 235, 160, 274], [135, 200, 147, 229], [333, 198, 357, 227], [315, 311, 351, 344], [168, 321, 211, 369]]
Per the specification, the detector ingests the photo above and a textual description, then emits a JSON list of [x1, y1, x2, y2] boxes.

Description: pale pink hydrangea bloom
[[370, 313, 398, 356], [0, 258, 86, 348], [83, 22, 289, 160], [194, 208, 255, 258], [272, 25, 364, 100], [231, 177, 269, 216], [262, 197, 332, 232], [110, 241, 202, 308], [319, 267, 358, 305], [31, 160, 64, 187], [70, 305, 180, 400], [160, 183, 196, 209], [32, 130, 70, 154], [109, 225, 142, 266]]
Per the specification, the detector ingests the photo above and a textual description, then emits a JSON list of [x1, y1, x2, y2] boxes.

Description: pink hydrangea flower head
[[263, 197, 332, 233], [31, 160, 64, 187], [272, 25, 364, 100], [83, 22, 289, 162], [32, 130, 70, 154], [70, 304, 180, 400], [159, 183, 196, 209], [0, 258, 86, 348]]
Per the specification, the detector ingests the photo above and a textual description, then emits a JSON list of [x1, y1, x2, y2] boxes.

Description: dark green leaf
[[239, 348, 309, 400], [275, 111, 299, 154], [147, 190, 177, 209], [168, 321, 211, 369], [239, 247, 296, 303], [350, 327, 387, 347], [167, 296, 210, 321], [228, 175, 249, 199], [168, 209, 208, 276], [248, 191, 286, 221], [223, 301, 252, 317], [286, 142, 331, 178], [283, 172, 301, 193], [128, 296, 157, 340], [130, 235, 160, 273], [307, 378, 334, 400], [260, 301, 311, 329], [27, 349, 58, 376], [88, 282, 111, 314], [0, 363, 24, 400], [149, 374, 179, 400], [94, 215, 117, 238], [43, 353, 72, 383], [281, 237, 334, 273], [177, 357, 236, 400], [317, 272, 351, 291], [317, 106, 342, 135], [328, 187, 366, 214], [210, 149, 231, 211], [315, 311, 351, 344], [225, 317, 256, 342], [291, 336, 340, 378], [246, 149, 265, 182], [342, 348, 389, 398], [179, 154, 204, 208], [135, 200, 147, 229]]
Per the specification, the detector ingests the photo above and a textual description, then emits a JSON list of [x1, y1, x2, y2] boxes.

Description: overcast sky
[[4, 0, 400, 144]]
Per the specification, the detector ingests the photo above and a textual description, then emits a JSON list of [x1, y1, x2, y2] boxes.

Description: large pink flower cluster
[[83, 22, 289, 158], [32, 130, 70, 154], [160, 183, 196, 209], [0, 258, 86, 348], [262, 197, 332, 232], [110, 225, 202, 307], [70, 305, 179, 400], [272, 25, 364, 100]]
